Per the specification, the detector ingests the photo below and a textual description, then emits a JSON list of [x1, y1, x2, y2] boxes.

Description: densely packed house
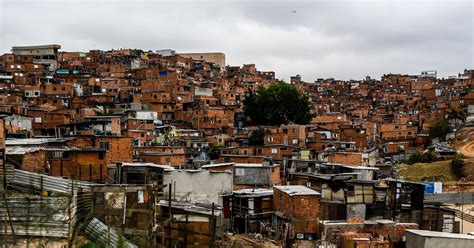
[[0, 44, 473, 247]]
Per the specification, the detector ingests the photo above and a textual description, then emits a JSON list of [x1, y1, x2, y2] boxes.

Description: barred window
[[47, 151, 69, 159], [100, 141, 109, 150]]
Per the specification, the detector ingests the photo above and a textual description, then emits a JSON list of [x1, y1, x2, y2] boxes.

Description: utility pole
[[461, 185, 464, 233], [210, 202, 216, 247], [168, 183, 172, 248]]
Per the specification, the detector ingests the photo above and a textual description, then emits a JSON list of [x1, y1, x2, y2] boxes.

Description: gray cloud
[[0, 0, 472, 81]]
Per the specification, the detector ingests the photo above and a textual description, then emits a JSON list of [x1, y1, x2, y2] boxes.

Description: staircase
[[453, 209, 474, 224]]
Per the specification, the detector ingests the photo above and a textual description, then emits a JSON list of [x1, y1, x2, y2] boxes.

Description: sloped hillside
[[451, 126, 474, 180], [397, 160, 456, 181]]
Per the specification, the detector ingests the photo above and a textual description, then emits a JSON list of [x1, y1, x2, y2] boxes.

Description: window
[[98, 152, 105, 160], [100, 141, 109, 150], [165, 157, 170, 163], [292, 139, 298, 144], [271, 148, 278, 154], [48, 151, 69, 159], [347, 185, 355, 196], [125, 172, 145, 184], [235, 168, 245, 176]]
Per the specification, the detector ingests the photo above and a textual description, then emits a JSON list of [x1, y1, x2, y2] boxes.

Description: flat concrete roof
[[233, 188, 274, 197], [274, 185, 320, 196], [113, 162, 175, 171], [12, 44, 61, 49], [406, 229, 474, 240], [201, 162, 234, 168]]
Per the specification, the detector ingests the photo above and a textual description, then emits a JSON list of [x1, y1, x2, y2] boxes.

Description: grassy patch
[[397, 160, 456, 181]]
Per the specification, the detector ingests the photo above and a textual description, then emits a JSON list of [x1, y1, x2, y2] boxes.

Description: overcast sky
[[0, 0, 472, 81]]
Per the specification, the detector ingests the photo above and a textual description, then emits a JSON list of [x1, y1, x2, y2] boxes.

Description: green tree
[[408, 152, 422, 165], [447, 107, 466, 125], [243, 82, 314, 126], [407, 151, 438, 164], [248, 128, 270, 146], [451, 153, 466, 179], [429, 116, 450, 141], [207, 145, 224, 160]]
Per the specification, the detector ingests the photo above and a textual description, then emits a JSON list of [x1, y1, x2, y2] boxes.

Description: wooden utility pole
[[3, 211, 7, 248], [168, 183, 172, 248], [461, 185, 464, 233], [210, 202, 216, 247], [184, 213, 189, 247]]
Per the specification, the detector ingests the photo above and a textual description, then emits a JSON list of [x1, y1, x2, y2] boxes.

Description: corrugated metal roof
[[6, 146, 106, 154], [5, 138, 69, 146], [42, 146, 106, 152], [6, 146, 41, 155], [158, 200, 222, 216]]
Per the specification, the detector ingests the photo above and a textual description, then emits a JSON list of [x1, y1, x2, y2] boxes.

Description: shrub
[[451, 153, 466, 179]]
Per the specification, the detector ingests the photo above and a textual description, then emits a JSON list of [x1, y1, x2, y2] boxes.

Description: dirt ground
[[451, 126, 474, 180], [1, 236, 90, 248]]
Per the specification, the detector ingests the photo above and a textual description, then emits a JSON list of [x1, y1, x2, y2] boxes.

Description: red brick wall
[[22, 150, 47, 173], [273, 188, 319, 233], [49, 151, 107, 182], [329, 152, 363, 166], [140, 153, 186, 167]]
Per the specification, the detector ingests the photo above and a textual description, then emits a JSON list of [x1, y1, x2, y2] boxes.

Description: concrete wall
[[406, 232, 474, 248], [164, 170, 233, 205], [195, 86, 213, 97], [234, 166, 271, 185], [135, 111, 158, 120], [12, 45, 59, 56], [468, 105, 474, 115]]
